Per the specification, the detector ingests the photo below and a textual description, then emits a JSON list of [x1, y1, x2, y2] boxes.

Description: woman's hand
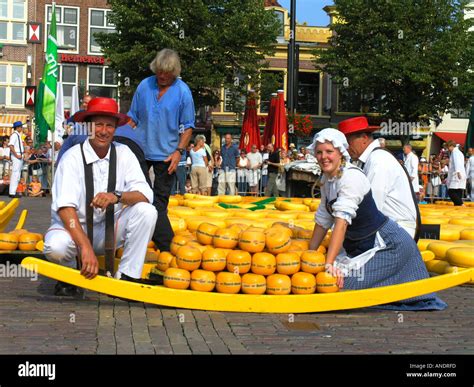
[[326, 263, 344, 289]]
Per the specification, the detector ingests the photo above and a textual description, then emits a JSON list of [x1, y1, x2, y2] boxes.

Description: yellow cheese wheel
[[315, 272, 339, 293], [176, 246, 202, 271], [288, 239, 310, 251], [218, 195, 242, 204], [275, 252, 300, 275], [239, 230, 266, 253], [446, 247, 474, 268], [426, 241, 468, 260], [196, 222, 219, 245], [449, 217, 474, 227], [251, 252, 276, 275], [425, 259, 451, 274], [201, 248, 227, 271], [291, 272, 316, 294], [226, 250, 252, 274], [168, 206, 199, 218], [186, 217, 227, 233], [212, 228, 239, 249], [18, 233, 42, 251], [420, 250, 435, 262], [216, 272, 241, 294], [170, 235, 192, 255], [200, 209, 229, 219], [266, 274, 292, 295], [265, 229, 291, 254], [190, 270, 216, 292], [300, 250, 326, 274], [422, 216, 449, 225], [417, 239, 438, 251], [0, 233, 18, 250], [169, 217, 187, 233], [460, 228, 474, 240], [241, 273, 266, 295], [156, 252, 174, 272], [163, 268, 191, 290], [439, 226, 460, 241]]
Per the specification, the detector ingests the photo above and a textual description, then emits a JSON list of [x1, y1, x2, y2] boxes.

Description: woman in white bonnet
[[308, 128, 446, 310]]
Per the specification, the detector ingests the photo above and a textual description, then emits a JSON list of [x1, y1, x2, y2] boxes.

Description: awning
[[0, 114, 29, 136], [433, 131, 466, 145]]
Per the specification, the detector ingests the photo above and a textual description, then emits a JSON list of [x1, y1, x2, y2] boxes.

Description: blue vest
[[326, 182, 387, 257]]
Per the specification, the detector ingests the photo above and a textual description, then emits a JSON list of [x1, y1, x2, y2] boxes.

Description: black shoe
[[54, 281, 78, 296], [9, 194, 21, 198], [121, 273, 162, 285]]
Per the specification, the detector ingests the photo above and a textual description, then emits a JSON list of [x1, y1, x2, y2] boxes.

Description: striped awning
[[0, 114, 29, 136]]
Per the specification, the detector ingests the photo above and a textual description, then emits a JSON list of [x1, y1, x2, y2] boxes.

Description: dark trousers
[[147, 160, 175, 251], [448, 188, 464, 206], [171, 165, 186, 195], [113, 136, 151, 186]]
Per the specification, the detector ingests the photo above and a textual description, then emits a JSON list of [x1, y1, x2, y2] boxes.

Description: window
[[297, 72, 319, 115], [0, 62, 25, 106], [46, 5, 79, 52], [451, 108, 470, 119], [0, 0, 26, 43], [273, 10, 284, 40], [88, 66, 118, 99], [223, 88, 246, 113], [259, 70, 284, 113], [337, 87, 385, 114], [88, 8, 115, 54], [58, 64, 77, 110]]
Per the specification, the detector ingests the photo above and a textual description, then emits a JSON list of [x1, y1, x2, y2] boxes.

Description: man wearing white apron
[[43, 97, 157, 296], [403, 144, 420, 197], [8, 121, 24, 198], [338, 117, 418, 238]]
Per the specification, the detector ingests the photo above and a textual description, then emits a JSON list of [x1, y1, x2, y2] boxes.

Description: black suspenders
[[80, 142, 117, 275], [372, 147, 421, 241]]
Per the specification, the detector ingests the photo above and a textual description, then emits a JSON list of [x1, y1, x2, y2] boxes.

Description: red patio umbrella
[[239, 91, 261, 152], [271, 90, 288, 151], [262, 92, 277, 147]]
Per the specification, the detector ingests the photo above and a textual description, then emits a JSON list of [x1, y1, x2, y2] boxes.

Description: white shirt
[[190, 148, 207, 167], [447, 147, 467, 189], [466, 155, 474, 179], [403, 151, 419, 193], [8, 131, 23, 156], [261, 153, 269, 175], [359, 140, 417, 229], [2, 146, 10, 160], [316, 166, 370, 229], [247, 151, 262, 168], [51, 140, 153, 228]]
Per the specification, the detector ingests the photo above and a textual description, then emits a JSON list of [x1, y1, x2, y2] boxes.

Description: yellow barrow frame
[[21, 257, 474, 314]]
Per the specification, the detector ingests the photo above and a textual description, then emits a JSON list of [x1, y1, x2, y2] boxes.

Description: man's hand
[[91, 192, 118, 211], [164, 151, 181, 174], [80, 245, 99, 279], [326, 263, 344, 289]]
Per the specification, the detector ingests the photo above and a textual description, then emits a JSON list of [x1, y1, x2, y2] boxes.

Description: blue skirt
[[344, 219, 447, 311]]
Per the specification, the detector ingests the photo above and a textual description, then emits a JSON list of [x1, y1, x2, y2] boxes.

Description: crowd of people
[[172, 136, 318, 198], [0, 121, 61, 198]]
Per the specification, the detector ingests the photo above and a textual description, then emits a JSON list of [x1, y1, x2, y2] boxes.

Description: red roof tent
[[433, 132, 466, 145]]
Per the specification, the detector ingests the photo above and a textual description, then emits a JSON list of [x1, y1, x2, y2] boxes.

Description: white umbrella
[[70, 85, 80, 116]]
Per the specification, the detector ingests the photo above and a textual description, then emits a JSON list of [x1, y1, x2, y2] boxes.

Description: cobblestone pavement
[[0, 197, 473, 354]]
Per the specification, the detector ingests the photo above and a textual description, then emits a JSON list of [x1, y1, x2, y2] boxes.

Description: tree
[[314, 0, 474, 134], [96, 0, 279, 112]]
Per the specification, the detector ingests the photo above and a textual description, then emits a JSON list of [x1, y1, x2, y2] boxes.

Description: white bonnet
[[307, 128, 351, 162]]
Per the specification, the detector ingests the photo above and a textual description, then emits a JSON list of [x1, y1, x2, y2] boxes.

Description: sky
[[278, 0, 334, 27]]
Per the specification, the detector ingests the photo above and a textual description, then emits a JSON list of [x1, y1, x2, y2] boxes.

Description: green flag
[[34, 81, 47, 146], [40, 4, 58, 143]]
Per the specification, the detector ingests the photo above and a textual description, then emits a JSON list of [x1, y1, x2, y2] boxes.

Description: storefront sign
[[60, 54, 105, 65]]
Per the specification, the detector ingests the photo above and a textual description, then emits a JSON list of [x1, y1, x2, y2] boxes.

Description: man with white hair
[[129, 48, 195, 252]]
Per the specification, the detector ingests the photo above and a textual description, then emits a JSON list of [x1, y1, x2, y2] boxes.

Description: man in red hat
[[43, 97, 157, 296], [338, 116, 418, 238]]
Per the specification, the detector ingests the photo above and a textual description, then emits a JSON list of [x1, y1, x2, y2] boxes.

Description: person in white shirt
[[466, 147, 474, 201], [43, 97, 157, 296], [8, 121, 24, 198], [403, 144, 420, 196], [337, 117, 418, 238], [446, 140, 467, 206], [2, 137, 11, 175], [246, 144, 262, 196], [189, 135, 208, 195]]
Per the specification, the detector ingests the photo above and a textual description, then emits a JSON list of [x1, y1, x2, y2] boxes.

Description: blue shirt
[[56, 124, 141, 164], [221, 143, 239, 170], [128, 76, 195, 161]]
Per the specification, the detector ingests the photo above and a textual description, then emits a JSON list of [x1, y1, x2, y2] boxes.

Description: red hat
[[72, 97, 130, 127], [338, 116, 379, 136]]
